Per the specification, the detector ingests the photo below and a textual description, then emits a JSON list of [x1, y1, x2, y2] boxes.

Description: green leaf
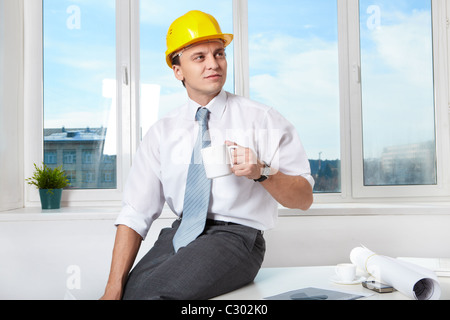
[[26, 163, 70, 190]]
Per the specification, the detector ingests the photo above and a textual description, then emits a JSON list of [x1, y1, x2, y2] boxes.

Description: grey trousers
[[122, 219, 265, 300]]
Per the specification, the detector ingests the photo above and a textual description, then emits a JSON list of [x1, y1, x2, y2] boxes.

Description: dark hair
[[171, 54, 181, 67], [171, 55, 186, 88]]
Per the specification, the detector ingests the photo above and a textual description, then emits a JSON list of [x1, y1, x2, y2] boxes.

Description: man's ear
[[173, 65, 184, 81]]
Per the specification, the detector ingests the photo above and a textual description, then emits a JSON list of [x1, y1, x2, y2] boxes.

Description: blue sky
[[44, 0, 435, 161], [359, 0, 434, 159], [44, 0, 116, 132]]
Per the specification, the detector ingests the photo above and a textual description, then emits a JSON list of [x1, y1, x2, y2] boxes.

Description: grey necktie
[[173, 108, 212, 252]]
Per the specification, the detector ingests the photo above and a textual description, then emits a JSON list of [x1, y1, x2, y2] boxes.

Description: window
[[82, 150, 94, 164], [43, 0, 117, 190], [25, 0, 450, 207], [82, 170, 95, 184], [63, 150, 76, 164], [359, 0, 436, 187], [65, 170, 77, 184], [347, 0, 448, 198], [44, 151, 57, 164], [102, 170, 114, 183], [248, 0, 341, 193]]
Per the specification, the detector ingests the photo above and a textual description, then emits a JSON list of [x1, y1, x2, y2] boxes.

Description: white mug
[[201, 144, 238, 179], [335, 263, 356, 282]]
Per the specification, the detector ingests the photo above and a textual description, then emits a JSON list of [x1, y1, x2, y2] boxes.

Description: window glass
[[43, 0, 117, 189], [139, 0, 234, 136], [359, 0, 436, 186], [248, 0, 341, 193]]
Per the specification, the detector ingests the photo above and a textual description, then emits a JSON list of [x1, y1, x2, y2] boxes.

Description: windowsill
[[279, 202, 450, 216], [2, 202, 450, 222], [0, 206, 122, 222]]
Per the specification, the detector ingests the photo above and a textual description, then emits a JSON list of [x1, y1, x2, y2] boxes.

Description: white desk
[[214, 266, 450, 300]]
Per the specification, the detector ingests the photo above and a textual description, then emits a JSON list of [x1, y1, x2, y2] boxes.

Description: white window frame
[[238, 0, 450, 202], [23, 0, 450, 208], [24, 0, 138, 206], [345, 0, 450, 199]]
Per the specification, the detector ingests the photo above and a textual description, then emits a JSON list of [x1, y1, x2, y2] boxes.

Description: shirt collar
[[186, 90, 227, 121]]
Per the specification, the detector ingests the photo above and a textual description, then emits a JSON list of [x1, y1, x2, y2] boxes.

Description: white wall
[[0, 214, 173, 300], [1, 211, 449, 300], [0, 0, 24, 212], [264, 214, 450, 267]]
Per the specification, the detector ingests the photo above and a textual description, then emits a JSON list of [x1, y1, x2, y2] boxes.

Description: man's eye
[[194, 55, 205, 61], [216, 51, 226, 58]]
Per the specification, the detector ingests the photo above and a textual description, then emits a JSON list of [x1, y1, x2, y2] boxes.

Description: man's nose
[[205, 53, 219, 69]]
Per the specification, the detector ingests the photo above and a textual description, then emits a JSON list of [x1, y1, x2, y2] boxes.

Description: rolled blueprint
[[350, 246, 441, 300]]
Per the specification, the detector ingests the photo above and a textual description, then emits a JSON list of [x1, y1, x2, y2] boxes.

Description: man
[[101, 10, 314, 300]]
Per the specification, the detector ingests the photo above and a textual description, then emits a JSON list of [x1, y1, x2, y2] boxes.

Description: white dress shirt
[[115, 90, 314, 240]]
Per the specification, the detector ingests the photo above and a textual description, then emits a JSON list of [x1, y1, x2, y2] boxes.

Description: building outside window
[[44, 127, 116, 189]]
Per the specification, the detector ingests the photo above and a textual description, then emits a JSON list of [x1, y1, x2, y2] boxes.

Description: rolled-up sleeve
[[115, 127, 165, 240]]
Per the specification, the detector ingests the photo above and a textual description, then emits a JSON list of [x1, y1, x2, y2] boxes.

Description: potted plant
[[26, 163, 70, 209]]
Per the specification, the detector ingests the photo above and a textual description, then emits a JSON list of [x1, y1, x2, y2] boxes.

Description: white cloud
[[140, 0, 233, 30], [249, 33, 340, 160], [44, 110, 110, 128], [140, 0, 169, 26], [361, 9, 435, 157], [369, 10, 433, 87], [248, 8, 435, 160]]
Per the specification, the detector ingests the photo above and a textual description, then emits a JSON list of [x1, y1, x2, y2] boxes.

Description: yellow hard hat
[[165, 10, 233, 68]]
